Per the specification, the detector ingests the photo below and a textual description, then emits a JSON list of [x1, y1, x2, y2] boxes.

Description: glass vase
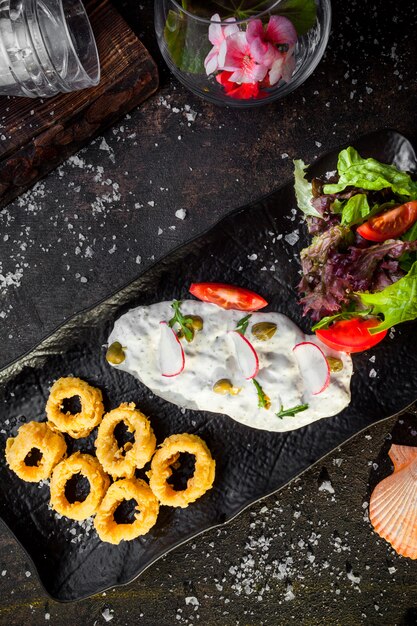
[[155, 0, 331, 108]]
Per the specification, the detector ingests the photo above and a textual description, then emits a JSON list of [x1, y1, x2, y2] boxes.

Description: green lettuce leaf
[[400, 220, 417, 272], [324, 147, 417, 198], [294, 160, 321, 218], [340, 194, 370, 226], [358, 261, 417, 333]]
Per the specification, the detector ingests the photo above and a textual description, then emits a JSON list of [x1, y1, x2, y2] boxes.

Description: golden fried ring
[[46, 377, 104, 439], [94, 478, 159, 544], [5, 421, 66, 483], [50, 452, 110, 521], [148, 433, 215, 508], [95, 403, 156, 479]]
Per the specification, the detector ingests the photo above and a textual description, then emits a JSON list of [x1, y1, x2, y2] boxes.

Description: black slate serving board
[[1, 129, 416, 602]]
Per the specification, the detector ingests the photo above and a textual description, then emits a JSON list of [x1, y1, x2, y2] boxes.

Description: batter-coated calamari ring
[[50, 452, 110, 521], [94, 478, 159, 544], [95, 403, 156, 479], [148, 433, 215, 508], [46, 377, 104, 439], [5, 421, 66, 482]]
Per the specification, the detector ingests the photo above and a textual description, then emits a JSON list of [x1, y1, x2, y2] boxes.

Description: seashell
[[369, 444, 417, 559]]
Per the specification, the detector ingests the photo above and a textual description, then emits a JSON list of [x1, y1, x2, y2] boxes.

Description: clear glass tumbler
[[155, 0, 331, 107], [0, 0, 100, 98]]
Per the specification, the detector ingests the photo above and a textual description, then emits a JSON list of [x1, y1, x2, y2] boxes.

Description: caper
[[184, 326, 195, 343], [213, 379, 241, 396], [106, 341, 126, 365], [189, 315, 204, 331], [326, 356, 343, 372], [251, 322, 277, 341]]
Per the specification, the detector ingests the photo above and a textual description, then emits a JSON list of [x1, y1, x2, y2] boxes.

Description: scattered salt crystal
[[185, 596, 199, 607], [45, 613, 50, 621], [248, 254, 258, 261], [135, 256, 142, 264], [175, 209, 187, 220], [25, 571, 31, 577], [147, 201, 155, 207], [284, 583, 295, 601], [285, 231, 299, 246], [369, 368, 377, 378], [102, 607, 114, 622], [346, 570, 361, 585], [388, 566, 396, 575], [1, 570, 6, 576], [319, 480, 335, 494], [369, 355, 376, 363]]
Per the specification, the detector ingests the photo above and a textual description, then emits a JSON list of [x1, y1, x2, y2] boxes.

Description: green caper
[[326, 356, 343, 372], [213, 379, 241, 396], [189, 315, 204, 331], [251, 322, 277, 341], [106, 341, 126, 365]]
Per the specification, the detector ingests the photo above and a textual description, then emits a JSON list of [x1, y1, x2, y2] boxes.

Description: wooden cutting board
[[0, 0, 159, 209]]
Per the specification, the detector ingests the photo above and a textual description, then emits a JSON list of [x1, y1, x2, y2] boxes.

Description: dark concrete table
[[1, 0, 417, 623]]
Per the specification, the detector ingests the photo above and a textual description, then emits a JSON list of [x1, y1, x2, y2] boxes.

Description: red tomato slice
[[315, 318, 388, 354], [189, 283, 268, 311], [357, 201, 417, 242]]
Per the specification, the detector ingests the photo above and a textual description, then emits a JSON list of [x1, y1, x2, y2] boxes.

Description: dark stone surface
[[1, 0, 417, 623]]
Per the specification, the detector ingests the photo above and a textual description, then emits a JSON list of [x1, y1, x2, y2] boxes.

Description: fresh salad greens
[[323, 147, 417, 198], [358, 261, 417, 333], [294, 147, 417, 339]]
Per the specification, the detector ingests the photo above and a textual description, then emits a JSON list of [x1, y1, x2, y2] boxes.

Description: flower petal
[[246, 19, 264, 44], [250, 39, 281, 67], [281, 49, 296, 83], [269, 54, 284, 85], [266, 15, 297, 46], [217, 39, 228, 69], [204, 48, 219, 75], [223, 32, 249, 70], [208, 14, 224, 46]]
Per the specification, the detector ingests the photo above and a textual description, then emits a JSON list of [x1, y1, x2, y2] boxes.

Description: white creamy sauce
[[107, 301, 353, 433]]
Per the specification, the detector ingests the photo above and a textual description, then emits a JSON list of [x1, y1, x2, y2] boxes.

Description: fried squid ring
[[50, 452, 110, 521], [95, 403, 156, 479], [148, 433, 215, 508], [94, 478, 159, 544], [5, 421, 66, 483], [46, 377, 104, 439]]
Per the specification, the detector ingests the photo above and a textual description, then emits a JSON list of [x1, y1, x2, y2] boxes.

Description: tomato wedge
[[357, 201, 417, 242], [315, 318, 388, 354], [189, 283, 268, 311]]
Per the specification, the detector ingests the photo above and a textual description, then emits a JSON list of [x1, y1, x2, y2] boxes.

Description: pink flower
[[223, 32, 268, 84], [247, 16, 297, 67], [204, 14, 239, 75], [269, 47, 296, 85]]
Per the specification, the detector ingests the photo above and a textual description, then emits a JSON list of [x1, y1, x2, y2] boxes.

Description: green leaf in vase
[[164, 9, 212, 74], [192, 0, 317, 34]]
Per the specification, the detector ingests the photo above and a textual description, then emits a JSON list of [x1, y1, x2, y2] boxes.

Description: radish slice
[[159, 322, 185, 377], [230, 331, 259, 380], [293, 341, 330, 395]]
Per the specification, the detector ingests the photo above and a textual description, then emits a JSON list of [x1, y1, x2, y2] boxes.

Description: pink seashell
[[369, 444, 417, 559]]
